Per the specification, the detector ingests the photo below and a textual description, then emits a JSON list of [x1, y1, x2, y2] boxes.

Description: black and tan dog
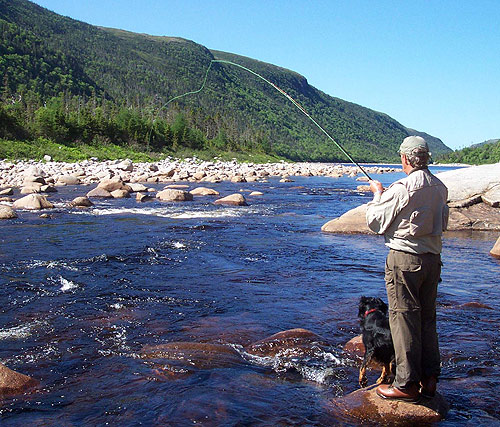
[[358, 296, 395, 388]]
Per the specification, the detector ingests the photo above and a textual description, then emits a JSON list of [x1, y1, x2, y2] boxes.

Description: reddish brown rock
[[214, 193, 247, 206], [490, 236, 500, 259], [329, 385, 448, 424], [245, 328, 330, 357], [0, 363, 38, 398], [343, 335, 384, 372], [140, 342, 245, 370]]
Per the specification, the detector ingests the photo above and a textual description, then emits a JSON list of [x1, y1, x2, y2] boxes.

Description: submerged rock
[[245, 328, 330, 358], [140, 342, 245, 370], [329, 385, 449, 424], [0, 362, 38, 398]]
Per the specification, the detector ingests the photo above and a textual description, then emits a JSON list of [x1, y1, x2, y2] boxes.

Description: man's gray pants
[[385, 249, 441, 390]]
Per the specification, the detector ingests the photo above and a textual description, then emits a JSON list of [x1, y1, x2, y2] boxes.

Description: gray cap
[[399, 136, 429, 155]]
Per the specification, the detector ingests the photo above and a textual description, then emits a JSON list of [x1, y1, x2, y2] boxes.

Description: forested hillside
[[0, 0, 451, 162], [436, 139, 500, 165]]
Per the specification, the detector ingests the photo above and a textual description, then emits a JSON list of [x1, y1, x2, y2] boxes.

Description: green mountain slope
[[0, 0, 452, 162], [436, 138, 500, 165]]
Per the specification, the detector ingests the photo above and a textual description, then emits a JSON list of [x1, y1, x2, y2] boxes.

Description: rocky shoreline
[[0, 158, 399, 189]]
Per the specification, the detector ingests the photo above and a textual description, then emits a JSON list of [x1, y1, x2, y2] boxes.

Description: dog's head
[[358, 296, 388, 320]]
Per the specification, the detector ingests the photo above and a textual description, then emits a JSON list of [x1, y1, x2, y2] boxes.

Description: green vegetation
[[436, 139, 500, 165], [0, 0, 453, 163]]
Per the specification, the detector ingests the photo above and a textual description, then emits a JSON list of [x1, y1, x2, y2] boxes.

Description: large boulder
[[0, 363, 38, 398], [70, 196, 93, 208], [214, 193, 247, 206], [321, 204, 371, 234], [56, 175, 81, 186], [329, 385, 448, 424], [97, 178, 132, 193], [0, 206, 17, 219], [190, 187, 220, 196], [156, 189, 193, 202], [87, 187, 113, 198], [490, 236, 500, 259], [437, 163, 500, 203], [12, 194, 54, 210]]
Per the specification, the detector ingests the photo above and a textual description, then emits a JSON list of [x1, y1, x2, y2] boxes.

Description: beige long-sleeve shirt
[[366, 169, 448, 254]]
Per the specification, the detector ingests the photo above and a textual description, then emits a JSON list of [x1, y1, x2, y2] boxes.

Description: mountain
[[0, 0, 452, 162], [436, 138, 500, 165]]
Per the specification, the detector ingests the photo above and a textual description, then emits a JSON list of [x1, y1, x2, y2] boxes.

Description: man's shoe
[[420, 375, 437, 399], [376, 383, 421, 403]]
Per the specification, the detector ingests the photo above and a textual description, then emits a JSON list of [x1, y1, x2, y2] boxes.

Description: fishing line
[[157, 59, 373, 180]]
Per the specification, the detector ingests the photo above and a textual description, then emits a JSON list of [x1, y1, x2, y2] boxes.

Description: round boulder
[[214, 193, 247, 206], [190, 187, 220, 196], [321, 204, 372, 234], [70, 196, 93, 208], [156, 189, 193, 202], [12, 194, 54, 210], [87, 187, 113, 198]]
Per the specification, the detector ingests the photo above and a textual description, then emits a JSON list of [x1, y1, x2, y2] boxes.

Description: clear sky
[[31, 0, 499, 150]]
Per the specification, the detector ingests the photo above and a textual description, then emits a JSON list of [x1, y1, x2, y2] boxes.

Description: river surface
[[1, 165, 499, 426]]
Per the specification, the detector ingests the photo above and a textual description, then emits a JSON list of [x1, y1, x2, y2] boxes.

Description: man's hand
[[369, 180, 384, 195]]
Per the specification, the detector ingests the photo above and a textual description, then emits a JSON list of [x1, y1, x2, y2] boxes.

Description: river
[[1, 166, 499, 425]]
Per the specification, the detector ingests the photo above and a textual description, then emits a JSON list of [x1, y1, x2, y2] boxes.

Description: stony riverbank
[[0, 158, 398, 190]]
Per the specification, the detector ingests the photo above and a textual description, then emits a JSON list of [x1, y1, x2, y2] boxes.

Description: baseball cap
[[398, 136, 429, 155]]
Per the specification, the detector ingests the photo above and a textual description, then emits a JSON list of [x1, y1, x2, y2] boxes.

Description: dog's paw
[[359, 376, 368, 388]]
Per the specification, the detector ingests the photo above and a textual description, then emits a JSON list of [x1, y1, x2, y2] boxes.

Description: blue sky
[[31, 0, 499, 150]]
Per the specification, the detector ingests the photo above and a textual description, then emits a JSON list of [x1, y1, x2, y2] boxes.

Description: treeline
[[0, 93, 273, 155], [436, 140, 500, 165]]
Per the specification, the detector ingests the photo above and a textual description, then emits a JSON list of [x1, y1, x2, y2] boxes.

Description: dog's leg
[[359, 350, 373, 388], [376, 362, 390, 384]]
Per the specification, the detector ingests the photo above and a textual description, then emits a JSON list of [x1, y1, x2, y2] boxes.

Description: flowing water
[[1, 166, 499, 426]]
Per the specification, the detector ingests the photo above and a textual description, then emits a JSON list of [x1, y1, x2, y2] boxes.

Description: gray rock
[[70, 196, 93, 207], [482, 184, 500, 208], [111, 189, 131, 198], [214, 193, 247, 206], [490, 236, 500, 259], [156, 189, 193, 202], [12, 194, 54, 210], [0, 206, 17, 219], [87, 187, 113, 198]]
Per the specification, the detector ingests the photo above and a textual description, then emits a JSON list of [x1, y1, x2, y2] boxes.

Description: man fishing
[[365, 136, 449, 402]]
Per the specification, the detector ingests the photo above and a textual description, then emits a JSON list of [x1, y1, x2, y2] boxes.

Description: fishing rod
[[157, 59, 373, 180]]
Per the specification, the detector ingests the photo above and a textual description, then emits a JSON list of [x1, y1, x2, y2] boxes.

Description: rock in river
[[0, 362, 38, 398], [214, 193, 247, 206], [491, 236, 500, 259], [245, 328, 330, 358], [12, 194, 54, 210], [0, 206, 17, 219], [156, 189, 193, 202], [329, 384, 449, 424]]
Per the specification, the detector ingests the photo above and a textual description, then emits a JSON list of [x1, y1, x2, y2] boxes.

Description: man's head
[[399, 136, 431, 171]]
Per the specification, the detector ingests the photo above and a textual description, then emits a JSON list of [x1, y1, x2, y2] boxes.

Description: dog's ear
[[358, 296, 367, 318]]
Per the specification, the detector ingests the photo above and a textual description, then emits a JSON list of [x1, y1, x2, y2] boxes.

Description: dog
[[358, 296, 395, 388]]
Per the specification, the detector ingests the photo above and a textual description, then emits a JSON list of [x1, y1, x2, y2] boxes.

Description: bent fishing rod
[[158, 59, 373, 181]]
